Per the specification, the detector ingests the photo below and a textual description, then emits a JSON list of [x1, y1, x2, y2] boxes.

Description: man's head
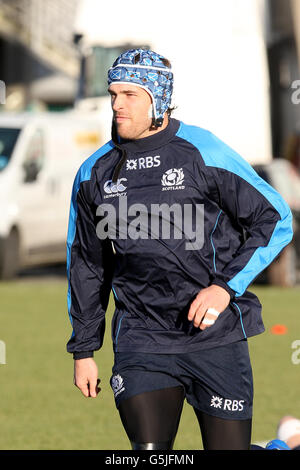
[[108, 83, 154, 140], [107, 48, 174, 140]]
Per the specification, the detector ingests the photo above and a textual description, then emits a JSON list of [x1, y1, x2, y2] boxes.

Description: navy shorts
[[110, 339, 253, 420]]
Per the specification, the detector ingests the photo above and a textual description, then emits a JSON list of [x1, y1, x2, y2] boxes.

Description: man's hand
[[188, 285, 230, 330], [73, 357, 101, 398]]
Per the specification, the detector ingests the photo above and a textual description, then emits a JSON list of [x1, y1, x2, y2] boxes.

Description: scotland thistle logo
[[161, 168, 185, 191], [111, 374, 125, 397]]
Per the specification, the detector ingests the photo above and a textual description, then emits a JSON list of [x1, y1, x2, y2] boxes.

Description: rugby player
[[66, 49, 293, 450]]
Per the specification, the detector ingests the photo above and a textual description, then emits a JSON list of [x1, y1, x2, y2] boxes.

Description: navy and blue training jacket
[[66, 118, 293, 358]]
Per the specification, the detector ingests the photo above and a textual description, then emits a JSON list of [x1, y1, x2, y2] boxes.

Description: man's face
[[108, 83, 153, 140]]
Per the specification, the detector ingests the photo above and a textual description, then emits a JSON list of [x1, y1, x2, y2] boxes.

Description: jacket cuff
[[73, 351, 94, 360], [211, 278, 236, 300]]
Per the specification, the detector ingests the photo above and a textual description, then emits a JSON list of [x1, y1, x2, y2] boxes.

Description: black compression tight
[[194, 407, 252, 450], [118, 386, 185, 449], [118, 386, 252, 450]]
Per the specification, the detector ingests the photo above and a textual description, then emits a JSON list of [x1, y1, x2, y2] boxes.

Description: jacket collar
[[119, 118, 180, 153]]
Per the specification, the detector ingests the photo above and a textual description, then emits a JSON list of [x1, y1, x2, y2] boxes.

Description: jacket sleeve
[[66, 166, 115, 359], [204, 133, 294, 298]]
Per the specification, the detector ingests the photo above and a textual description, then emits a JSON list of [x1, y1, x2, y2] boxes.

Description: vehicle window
[[23, 128, 45, 183], [0, 128, 21, 171]]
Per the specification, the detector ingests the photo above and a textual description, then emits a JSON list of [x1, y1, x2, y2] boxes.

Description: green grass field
[[0, 277, 299, 450]]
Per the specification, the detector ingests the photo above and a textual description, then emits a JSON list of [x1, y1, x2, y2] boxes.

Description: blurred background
[[0, 0, 300, 284], [0, 0, 300, 451]]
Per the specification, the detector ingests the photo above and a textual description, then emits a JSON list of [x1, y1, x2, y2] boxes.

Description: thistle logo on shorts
[[111, 374, 125, 397], [161, 168, 185, 191], [210, 395, 245, 412]]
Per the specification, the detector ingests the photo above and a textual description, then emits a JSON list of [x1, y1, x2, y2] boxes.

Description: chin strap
[[152, 117, 163, 127]]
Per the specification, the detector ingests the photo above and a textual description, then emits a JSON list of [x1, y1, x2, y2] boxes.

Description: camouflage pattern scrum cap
[[107, 48, 173, 127]]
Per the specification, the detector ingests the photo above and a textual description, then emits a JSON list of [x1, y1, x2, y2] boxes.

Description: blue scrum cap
[[108, 48, 173, 127]]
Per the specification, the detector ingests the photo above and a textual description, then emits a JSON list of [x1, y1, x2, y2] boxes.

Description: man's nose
[[112, 95, 124, 111]]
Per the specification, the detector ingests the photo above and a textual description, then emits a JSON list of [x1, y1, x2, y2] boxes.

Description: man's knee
[[131, 440, 174, 450]]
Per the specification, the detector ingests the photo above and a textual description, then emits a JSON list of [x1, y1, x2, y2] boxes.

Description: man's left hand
[[187, 285, 230, 330]]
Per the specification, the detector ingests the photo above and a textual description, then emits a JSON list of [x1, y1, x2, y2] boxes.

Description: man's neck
[[135, 115, 169, 140]]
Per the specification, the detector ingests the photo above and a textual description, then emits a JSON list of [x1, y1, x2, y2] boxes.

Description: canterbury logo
[[104, 178, 127, 194]]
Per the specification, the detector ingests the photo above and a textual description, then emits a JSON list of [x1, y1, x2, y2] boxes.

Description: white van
[[0, 111, 103, 279]]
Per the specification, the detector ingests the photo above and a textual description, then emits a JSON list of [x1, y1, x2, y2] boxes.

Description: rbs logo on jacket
[[126, 155, 160, 170]]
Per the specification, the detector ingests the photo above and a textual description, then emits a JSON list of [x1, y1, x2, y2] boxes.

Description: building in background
[[0, 0, 80, 111], [265, 0, 300, 161]]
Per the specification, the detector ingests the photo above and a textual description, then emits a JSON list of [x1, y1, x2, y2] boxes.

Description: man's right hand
[[73, 357, 101, 398]]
